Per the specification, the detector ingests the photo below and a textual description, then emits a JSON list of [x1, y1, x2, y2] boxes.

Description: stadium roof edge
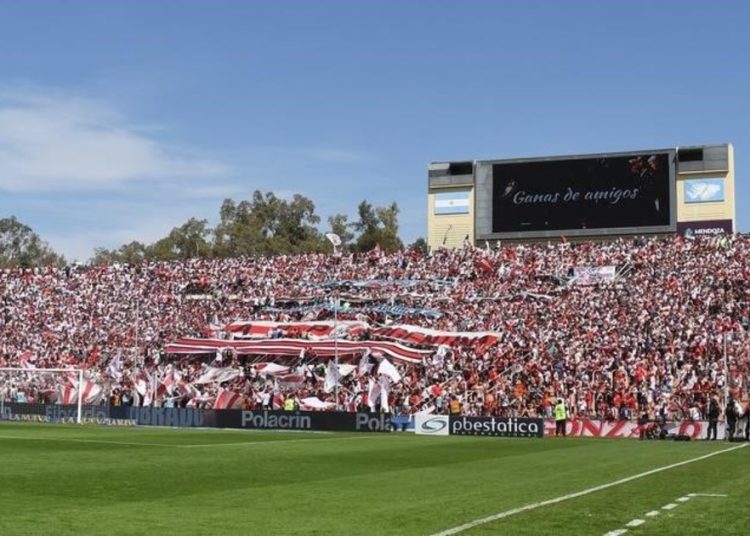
[[428, 142, 732, 168]]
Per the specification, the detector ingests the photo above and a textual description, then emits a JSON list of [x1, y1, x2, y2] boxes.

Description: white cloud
[[0, 88, 228, 191]]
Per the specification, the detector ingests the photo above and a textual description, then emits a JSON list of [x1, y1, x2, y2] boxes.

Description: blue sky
[[0, 0, 748, 260]]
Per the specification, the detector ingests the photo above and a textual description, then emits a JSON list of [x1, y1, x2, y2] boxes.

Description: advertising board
[[415, 414, 543, 438], [414, 414, 449, 436], [676, 219, 733, 238], [0, 404, 392, 432], [449, 416, 544, 438], [542, 418, 725, 440]]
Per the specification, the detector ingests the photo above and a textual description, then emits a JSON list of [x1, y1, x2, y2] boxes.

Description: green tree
[[0, 216, 64, 268], [147, 218, 212, 261], [409, 237, 428, 254], [351, 200, 403, 253], [91, 241, 148, 265], [375, 202, 402, 252], [213, 198, 263, 257], [212, 192, 325, 257], [270, 193, 325, 254]]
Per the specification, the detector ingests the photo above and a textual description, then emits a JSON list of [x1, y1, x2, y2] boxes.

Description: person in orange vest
[[448, 395, 462, 416]]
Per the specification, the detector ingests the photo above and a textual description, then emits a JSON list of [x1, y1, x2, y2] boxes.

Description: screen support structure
[[0, 367, 84, 424]]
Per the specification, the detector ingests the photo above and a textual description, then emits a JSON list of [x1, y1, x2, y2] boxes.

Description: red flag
[[476, 258, 494, 274]]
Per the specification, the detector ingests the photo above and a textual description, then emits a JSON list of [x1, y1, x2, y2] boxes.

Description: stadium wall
[[675, 144, 735, 234], [426, 162, 475, 249]]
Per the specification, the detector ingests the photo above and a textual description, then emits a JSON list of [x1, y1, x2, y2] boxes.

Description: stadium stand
[[1, 234, 748, 421]]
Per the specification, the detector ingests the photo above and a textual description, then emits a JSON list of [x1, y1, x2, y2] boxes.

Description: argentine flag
[[434, 191, 470, 215]]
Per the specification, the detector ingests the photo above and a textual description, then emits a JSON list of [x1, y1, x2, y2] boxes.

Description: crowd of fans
[[1, 233, 749, 422]]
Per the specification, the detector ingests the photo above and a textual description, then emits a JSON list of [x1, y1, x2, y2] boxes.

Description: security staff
[[283, 396, 296, 412], [448, 395, 462, 416], [554, 398, 568, 437], [706, 397, 720, 441], [725, 396, 737, 441]]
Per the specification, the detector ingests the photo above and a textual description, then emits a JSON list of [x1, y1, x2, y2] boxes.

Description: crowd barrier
[[1, 404, 731, 440], [0, 403, 394, 432]]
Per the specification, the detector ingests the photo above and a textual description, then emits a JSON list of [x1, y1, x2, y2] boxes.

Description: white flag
[[358, 350, 372, 376], [377, 358, 402, 383], [367, 378, 381, 411], [107, 352, 123, 381], [325, 233, 342, 247], [324, 360, 341, 393], [195, 367, 220, 384], [380, 377, 391, 412]]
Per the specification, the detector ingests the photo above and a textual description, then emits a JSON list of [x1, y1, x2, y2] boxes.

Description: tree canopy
[[89, 191, 408, 264], [0, 217, 65, 269]]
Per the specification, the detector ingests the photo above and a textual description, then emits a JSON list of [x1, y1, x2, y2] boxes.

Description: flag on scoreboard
[[434, 192, 470, 215]]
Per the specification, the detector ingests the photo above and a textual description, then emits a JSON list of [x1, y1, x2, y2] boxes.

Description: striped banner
[[164, 338, 431, 363]]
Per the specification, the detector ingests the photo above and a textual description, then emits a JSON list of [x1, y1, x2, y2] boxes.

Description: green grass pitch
[[0, 422, 747, 535]]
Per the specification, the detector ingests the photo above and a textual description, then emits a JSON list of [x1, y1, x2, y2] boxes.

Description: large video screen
[[492, 153, 672, 233]]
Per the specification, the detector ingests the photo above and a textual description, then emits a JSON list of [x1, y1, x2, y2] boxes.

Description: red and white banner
[[214, 389, 244, 410], [194, 366, 241, 385], [255, 363, 290, 376], [158, 370, 177, 395], [299, 396, 335, 411], [59, 373, 103, 405], [133, 371, 151, 397], [80, 379, 103, 405], [277, 373, 305, 389], [225, 320, 368, 340], [543, 419, 725, 440], [165, 338, 430, 363], [56, 384, 77, 405], [372, 325, 501, 351], [570, 266, 617, 286]]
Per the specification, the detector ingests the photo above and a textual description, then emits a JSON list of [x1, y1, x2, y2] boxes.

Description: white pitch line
[[603, 530, 628, 536], [0, 434, 176, 448], [688, 493, 728, 497], [177, 435, 375, 448], [430, 443, 748, 536], [662, 503, 678, 510], [607, 492, 723, 535], [0, 432, 377, 449]]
